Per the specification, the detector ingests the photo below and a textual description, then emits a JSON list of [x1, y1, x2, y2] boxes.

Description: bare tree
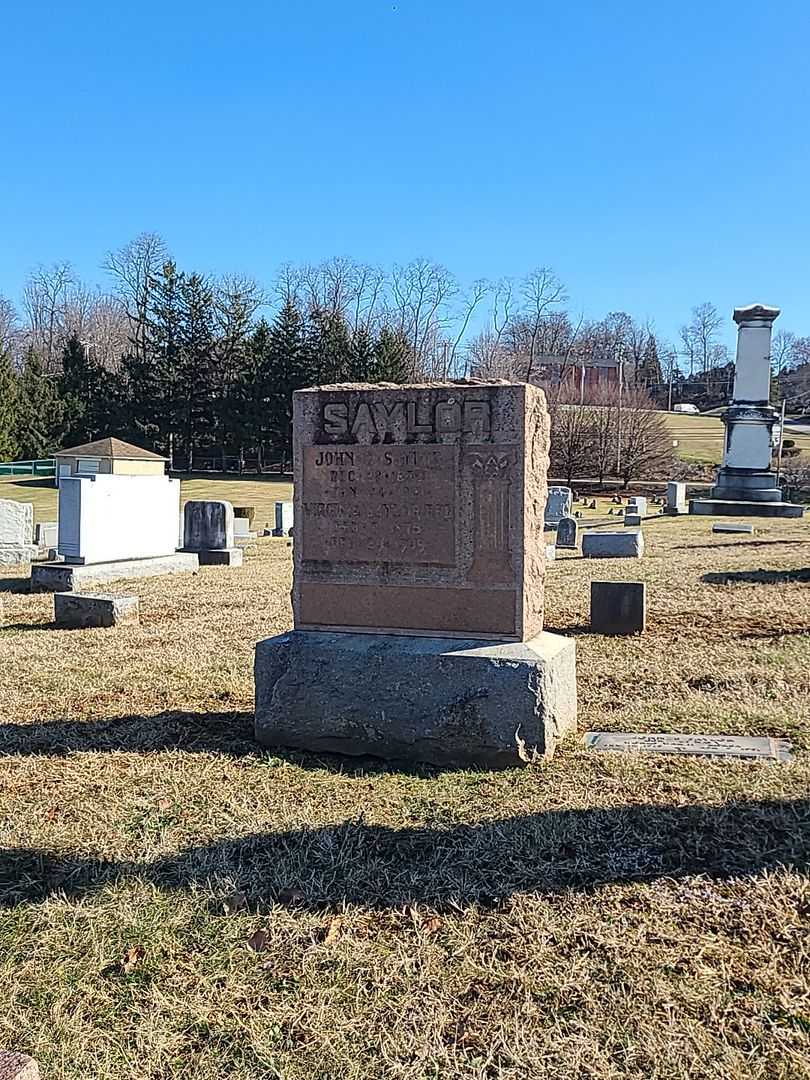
[[522, 267, 567, 379], [22, 261, 77, 370], [104, 232, 168, 362], [680, 302, 723, 378], [390, 258, 459, 377], [0, 295, 19, 358], [616, 388, 674, 487]]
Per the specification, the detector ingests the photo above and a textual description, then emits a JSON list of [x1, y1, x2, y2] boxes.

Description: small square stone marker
[[585, 731, 793, 762], [590, 580, 646, 635], [712, 522, 754, 534], [54, 592, 140, 629]]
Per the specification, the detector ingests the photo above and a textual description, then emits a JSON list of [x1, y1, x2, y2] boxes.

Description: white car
[[672, 403, 699, 415]]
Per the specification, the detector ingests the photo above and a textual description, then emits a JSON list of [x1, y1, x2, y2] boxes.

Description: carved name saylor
[[320, 398, 491, 439]]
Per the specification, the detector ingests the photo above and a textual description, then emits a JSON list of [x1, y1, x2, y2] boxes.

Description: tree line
[[1, 232, 808, 471]]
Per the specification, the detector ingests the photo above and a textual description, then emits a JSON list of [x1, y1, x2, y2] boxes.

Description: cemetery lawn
[[1, 518, 809, 1080], [0, 474, 293, 527]]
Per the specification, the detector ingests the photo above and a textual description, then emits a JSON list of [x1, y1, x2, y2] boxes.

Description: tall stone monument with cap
[[254, 381, 577, 767], [691, 304, 804, 517]]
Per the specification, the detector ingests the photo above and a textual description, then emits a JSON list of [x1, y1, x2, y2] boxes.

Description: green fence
[[0, 458, 56, 478]]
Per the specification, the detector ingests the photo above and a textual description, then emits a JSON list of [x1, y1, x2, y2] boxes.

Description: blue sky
[[2, 0, 809, 350]]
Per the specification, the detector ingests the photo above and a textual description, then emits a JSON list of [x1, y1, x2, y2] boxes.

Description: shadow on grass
[[0, 710, 447, 778], [1, 798, 807, 910], [703, 568, 810, 586]]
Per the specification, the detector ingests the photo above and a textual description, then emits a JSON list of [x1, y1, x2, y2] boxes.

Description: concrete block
[[31, 552, 199, 592], [582, 530, 644, 559], [712, 522, 754, 534], [590, 580, 646, 635], [197, 547, 243, 566], [0, 1051, 40, 1079], [255, 630, 577, 767], [54, 592, 140, 628]]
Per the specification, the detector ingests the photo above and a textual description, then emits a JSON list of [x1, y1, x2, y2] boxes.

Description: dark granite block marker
[[183, 500, 234, 551], [590, 580, 646, 635]]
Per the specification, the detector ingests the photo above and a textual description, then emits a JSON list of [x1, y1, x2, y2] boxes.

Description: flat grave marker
[[585, 731, 792, 762]]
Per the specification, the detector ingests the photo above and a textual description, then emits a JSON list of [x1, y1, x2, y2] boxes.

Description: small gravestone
[[556, 516, 578, 549], [233, 517, 257, 541], [0, 500, 37, 566], [712, 522, 754, 534], [589, 499, 597, 510], [273, 500, 294, 536], [624, 513, 642, 527], [544, 486, 573, 527], [545, 543, 557, 562], [627, 496, 647, 515], [182, 500, 243, 566], [582, 530, 644, 559], [54, 592, 140, 629], [233, 505, 256, 525], [590, 580, 646, 635], [585, 731, 792, 762], [35, 521, 58, 548], [665, 481, 687, 515], [0, 1051, 40, 1080]]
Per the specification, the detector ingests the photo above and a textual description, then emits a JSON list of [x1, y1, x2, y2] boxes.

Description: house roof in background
[[54, 437, 167, 461]]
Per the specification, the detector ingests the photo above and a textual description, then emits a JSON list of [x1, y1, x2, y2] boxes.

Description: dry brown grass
[[1, 514, 809, 1079]]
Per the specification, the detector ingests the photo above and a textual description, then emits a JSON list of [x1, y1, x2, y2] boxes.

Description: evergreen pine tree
[[0, 348, 19, 461], [307, 308, 352, 384], [372, 327, 411, 382], [176, 272, 217, 469], [58, 334, 109, 446], [14, 349, 63, 459], [349, 326, 377, 381], [260, 299, 312, 469]]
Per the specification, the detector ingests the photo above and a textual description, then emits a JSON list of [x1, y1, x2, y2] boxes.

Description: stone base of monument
[[0, 544, 39, 567], [31, 553, 199, 592], [690, 498, 804, 518], [189, 547, 243, 567], [255, 630, 577, 768]]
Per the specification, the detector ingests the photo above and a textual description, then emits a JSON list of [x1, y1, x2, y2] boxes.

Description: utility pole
[[616, 345, 625, 478], [667, 351, 675, 412], [775, 397, 787, 487]]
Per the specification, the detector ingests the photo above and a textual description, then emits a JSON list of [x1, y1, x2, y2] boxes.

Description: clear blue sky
[[3, 0, 809, 350]]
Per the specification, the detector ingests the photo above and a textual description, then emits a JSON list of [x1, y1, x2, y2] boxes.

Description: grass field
[[1, 512, 809, 1079], [662, 413, 810, 465], [0, 474, 294, 527]]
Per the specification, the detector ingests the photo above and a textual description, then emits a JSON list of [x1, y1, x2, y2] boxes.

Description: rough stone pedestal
[[255, 630, 577, 768]]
